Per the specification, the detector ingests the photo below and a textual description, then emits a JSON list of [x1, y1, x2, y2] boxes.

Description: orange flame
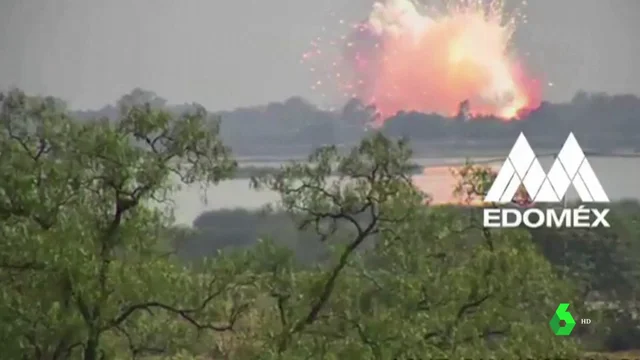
[[303, 0, 542, 125]]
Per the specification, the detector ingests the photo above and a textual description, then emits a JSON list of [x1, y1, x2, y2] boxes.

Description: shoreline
[[232, 150, 640, 179], [235, 148, 640, 165]]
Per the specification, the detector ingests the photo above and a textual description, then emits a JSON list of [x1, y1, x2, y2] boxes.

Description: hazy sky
[[1, 0, 638, 111]]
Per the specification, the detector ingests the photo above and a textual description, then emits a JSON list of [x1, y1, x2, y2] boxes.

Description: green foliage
[[2, 88, 633, 359], [452, 162, 640, 354], [245, 133, 580, 359], [0, 89, 243, 359], [451, 161, 531, 205]]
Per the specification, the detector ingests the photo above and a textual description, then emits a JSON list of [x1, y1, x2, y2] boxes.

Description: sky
[[0, 0, 639, 111]]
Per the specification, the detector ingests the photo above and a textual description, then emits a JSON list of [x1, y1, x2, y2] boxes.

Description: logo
[[483, 133, 610, 228], [550, 303, 576, 336]]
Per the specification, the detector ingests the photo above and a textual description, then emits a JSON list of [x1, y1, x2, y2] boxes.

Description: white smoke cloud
[[368, 0, 432, 37]]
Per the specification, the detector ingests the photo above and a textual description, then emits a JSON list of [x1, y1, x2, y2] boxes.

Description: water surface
[[170, 156, 640, 225]]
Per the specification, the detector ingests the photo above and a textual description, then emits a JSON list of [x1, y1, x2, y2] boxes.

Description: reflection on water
[[170, 157, 640, 225]]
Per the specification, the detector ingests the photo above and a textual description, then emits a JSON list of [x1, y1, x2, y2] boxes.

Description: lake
[[169, 156, 640, 225]]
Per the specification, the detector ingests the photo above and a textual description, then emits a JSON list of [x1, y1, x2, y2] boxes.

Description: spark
[[301, 0, 542, 126]]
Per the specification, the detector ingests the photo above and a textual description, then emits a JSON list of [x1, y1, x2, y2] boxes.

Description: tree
[[245, 133, 580, 359], [451, 161, 532, 206], [451, 160, 640, 352], [0, 89, 253, 359], [116, 88, 168, 110]]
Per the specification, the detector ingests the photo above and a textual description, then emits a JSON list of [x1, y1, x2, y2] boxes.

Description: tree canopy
[[1, 89, 638, 359]]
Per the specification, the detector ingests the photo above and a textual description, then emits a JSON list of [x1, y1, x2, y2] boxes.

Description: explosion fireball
[[303, 0, 542, 125]]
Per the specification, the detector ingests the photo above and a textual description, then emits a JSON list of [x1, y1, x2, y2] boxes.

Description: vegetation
[[1, 89, 639, 359], [74, 90, 640, 158]]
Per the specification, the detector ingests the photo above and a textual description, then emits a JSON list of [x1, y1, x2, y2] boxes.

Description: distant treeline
[[72, 89, 640, 157], [176, 200, 640, 265], [234, 163, 425, 179]]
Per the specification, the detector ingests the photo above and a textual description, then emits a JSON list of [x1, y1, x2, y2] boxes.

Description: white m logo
[[485, 133, 608, 204]]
